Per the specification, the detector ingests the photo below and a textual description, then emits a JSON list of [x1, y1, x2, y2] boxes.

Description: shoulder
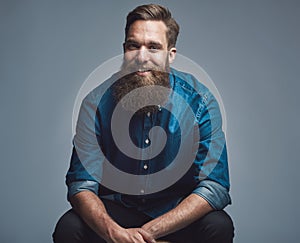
[[170, 68, 211, 104], [81, 72, 119, 107]]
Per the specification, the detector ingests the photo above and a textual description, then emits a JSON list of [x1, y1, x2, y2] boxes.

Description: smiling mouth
[[136, 69, 151, 76]]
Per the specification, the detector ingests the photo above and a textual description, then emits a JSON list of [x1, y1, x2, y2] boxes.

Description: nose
[[136, 47, 149, 64]]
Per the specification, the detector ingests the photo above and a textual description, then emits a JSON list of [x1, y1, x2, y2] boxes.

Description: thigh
[[159, 210, 234, 243], [53, 199, 152, 243], [102, 199, 152, 228]]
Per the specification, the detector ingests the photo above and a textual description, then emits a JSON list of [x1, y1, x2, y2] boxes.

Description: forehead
[[126, 20, 168, 46]]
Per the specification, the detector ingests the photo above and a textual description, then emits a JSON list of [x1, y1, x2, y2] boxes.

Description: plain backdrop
[[1, 0, 299, 242]]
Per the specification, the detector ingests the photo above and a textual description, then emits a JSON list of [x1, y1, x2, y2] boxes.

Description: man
[[53, 4, 234, 243]]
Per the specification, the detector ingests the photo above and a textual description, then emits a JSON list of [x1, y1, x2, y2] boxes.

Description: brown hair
[[125, 4, 180, 49]]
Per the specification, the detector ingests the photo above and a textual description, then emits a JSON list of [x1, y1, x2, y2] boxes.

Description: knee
[[52, 209, 86, 243], [200, 210, 234, 242]]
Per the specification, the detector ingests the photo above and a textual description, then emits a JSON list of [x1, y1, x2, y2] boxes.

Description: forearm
[[142, 193, 213, 239], [70, 190, 122, 241]]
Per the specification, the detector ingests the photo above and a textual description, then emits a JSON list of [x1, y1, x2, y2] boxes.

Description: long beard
[[113, 69, 170, 115]]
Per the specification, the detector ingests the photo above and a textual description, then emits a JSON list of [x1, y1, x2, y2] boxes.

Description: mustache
[[120, 60, 169, 75], [121, 65, 163, 76]]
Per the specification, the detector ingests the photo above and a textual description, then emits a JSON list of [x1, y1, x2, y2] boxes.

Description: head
[[122, 4, 179, 73], [125, 4, 180, 50], [115, 4, 180, 114]]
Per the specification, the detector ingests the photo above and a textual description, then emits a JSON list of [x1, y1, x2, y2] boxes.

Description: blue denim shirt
[[66, 68, 231, 218]]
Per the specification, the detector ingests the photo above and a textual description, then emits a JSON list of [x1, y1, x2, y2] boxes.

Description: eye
[[125, 42, 140, 51], [148, 44, 162, 52], [149, 45, 158, 49]]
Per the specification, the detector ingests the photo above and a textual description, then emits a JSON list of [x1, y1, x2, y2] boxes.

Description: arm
[[67, 93, 155, 243], [70, 190, 119, 241], [142, 83, 231, 239], [70, 190, 155, 243], [142, 193, 212, 239], [141, 180, 230, 239]]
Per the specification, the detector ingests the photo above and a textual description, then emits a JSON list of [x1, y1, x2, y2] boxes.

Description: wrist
[[102, 214, 123, 241], [142, 222, 160, 239]]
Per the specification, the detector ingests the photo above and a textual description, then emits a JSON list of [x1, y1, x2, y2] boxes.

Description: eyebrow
[[125, 39, 163, 48], [148, 41, 163, 48], [125, 39, 139, 45]]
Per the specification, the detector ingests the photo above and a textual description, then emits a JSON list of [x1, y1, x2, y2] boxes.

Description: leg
[[103, 198, 152, 228], [52, 199, 152, 243], [52, 209, 104, 243], [160, 210, 234, 243]]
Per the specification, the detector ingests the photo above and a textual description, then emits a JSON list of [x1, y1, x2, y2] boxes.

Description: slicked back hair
[[125, 4, 180, 49]]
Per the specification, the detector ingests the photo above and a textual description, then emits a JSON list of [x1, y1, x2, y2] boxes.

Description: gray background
[[1, 0, 299, 242]]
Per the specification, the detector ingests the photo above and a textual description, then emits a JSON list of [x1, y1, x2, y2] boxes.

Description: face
[[123, 20, 176, 76], [114, 20, 176, 114]]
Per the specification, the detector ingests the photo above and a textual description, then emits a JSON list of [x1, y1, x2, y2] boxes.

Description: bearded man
[[53, 4, 234, 243]]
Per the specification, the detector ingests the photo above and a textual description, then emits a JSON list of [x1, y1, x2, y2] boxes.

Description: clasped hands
[[106, 227, 157, 243]]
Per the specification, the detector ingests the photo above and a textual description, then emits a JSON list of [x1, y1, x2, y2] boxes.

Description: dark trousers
[[53, 199, 234, 243]]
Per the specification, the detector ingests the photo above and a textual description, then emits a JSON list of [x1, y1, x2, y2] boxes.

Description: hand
[[106, 227, 156, 243]]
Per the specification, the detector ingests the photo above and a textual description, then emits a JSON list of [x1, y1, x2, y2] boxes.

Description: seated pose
[[53, 4, 234, 243]]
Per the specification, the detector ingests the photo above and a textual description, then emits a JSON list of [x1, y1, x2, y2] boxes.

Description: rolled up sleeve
[[67, 180, 99, 200], [192, 180, 231, 210]]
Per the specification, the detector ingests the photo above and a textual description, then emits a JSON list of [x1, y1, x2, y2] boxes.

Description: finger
[[132, 232, 147, 243], [138, 228, 156, 243]]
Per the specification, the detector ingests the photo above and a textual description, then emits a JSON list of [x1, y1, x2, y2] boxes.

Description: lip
[[136, 70, 151, 76]]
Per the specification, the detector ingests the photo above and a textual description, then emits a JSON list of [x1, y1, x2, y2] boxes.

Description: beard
[[113, 61, 171, 115]]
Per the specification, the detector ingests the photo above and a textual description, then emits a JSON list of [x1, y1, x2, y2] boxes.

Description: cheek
[[124, 52, 136, 63], [151, 53, 168, 67]]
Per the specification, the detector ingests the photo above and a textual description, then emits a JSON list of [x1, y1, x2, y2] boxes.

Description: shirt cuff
[[67, 180, 99, 200], [192, 180, 231, 210]]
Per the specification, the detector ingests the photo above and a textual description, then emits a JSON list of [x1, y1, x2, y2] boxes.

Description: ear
[[168, 47, 177, 64]]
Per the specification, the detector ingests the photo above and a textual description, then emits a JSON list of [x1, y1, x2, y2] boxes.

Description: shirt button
[[145, 138, 150, 144], [140, 189, 145, 194], [143, 164, 148, 170]]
